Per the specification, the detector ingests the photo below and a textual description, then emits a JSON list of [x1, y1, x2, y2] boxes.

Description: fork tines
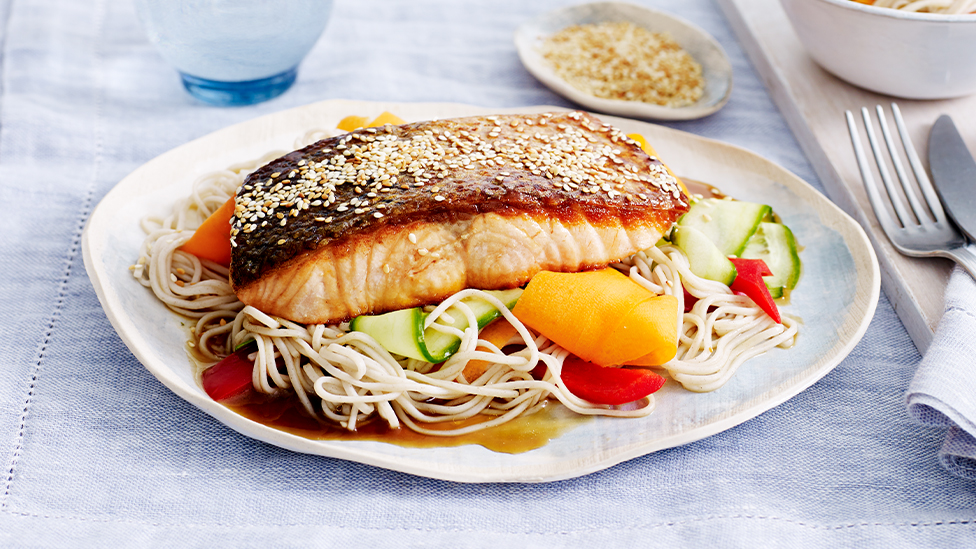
[[846, 103, 960, 251]]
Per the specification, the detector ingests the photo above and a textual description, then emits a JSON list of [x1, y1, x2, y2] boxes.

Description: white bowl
[[780, 0, 976, 100], [515, 2, 733, 121]]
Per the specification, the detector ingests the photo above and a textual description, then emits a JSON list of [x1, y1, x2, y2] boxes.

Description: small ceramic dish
[[515, 2, 733, 121]]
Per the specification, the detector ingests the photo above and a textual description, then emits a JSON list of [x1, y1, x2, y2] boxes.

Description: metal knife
[[929, 115, 976, 242]]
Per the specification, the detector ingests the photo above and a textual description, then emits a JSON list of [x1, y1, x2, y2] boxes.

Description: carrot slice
[[367, 111, 406, 127], [337, 115, 370, 131], [338, 112, 405, 132], [462, 319, 520, 382], [628, 133, 689, 197], [512, 269, 678, 367], [179, 197, 235, 266]]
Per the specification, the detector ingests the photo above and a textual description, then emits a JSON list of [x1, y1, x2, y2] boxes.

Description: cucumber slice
[[741, 222, 801, 298], [671, 224, 737, 285], [349, 307, 427, 361], [422, 289, 522, 362], [349, 289, 523, 363], [678, 198, 772, 257]]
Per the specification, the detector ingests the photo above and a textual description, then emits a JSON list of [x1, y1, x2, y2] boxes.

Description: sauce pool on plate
[[227, 398, 590, 454]]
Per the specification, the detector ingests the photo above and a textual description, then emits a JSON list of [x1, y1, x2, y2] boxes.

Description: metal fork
[[845, 103, 976, 279]]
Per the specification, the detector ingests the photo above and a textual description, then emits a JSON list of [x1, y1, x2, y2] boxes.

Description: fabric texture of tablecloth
[[0, 0, 974, 547]]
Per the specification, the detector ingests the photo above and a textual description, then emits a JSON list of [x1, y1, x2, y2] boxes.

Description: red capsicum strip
[[559, 356, 666, 405], [683, 287, 698, 313], [728, 258, 781, 323], [202, 344, 257, 403]]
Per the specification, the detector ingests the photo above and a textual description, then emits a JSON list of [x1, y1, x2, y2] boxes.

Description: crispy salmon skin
[[229, 111, 689, 324]]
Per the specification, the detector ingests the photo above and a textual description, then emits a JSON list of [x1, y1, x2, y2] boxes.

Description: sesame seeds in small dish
[[515, 2, 733, 121]]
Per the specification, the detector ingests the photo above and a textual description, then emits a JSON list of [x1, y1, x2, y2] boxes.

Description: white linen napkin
[[906, 266, 976, 479]]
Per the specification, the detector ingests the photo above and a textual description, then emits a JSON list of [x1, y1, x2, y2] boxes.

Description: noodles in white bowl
[[861, 0, 976, 13], [131, 128, 798, 438]]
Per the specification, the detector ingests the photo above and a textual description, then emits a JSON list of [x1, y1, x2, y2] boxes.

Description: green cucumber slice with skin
[[349, 307, 427, 360], [741, 222, 801, 298], [422, 288, 522, 362], [678, 198, 773, 257], [670, 224, 737, 285], [349, 288, 523, 363]]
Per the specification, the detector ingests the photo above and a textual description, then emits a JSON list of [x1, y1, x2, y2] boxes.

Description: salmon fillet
[[229, 111, 689, 325]]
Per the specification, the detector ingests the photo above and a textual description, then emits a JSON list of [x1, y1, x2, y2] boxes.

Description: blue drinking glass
[[135, 0, 333, 106]]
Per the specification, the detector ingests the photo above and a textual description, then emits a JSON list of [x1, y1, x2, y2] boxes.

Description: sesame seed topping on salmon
[[229, 111, 689, 324]]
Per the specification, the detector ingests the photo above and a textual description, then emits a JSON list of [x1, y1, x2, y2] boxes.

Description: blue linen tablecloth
[[0, 0, 974, 546]]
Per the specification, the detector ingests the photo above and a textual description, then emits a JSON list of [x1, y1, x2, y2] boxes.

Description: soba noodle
[[862, 0, 976, 14], [132, 129, 798, 436]]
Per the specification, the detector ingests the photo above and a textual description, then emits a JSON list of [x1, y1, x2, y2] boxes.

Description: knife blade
[[929, 114, 976, 242]]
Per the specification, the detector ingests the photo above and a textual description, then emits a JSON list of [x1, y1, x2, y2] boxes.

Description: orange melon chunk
[[512, 269, 678, 367], [622, 296, 680, 366]]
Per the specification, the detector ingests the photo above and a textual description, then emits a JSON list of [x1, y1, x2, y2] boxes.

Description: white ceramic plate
[[82, 99, 879, 483], [515, 2, 734, 120]]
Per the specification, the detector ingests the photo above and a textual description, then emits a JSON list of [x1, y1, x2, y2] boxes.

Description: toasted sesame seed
[[231, 111, 682, 255]]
